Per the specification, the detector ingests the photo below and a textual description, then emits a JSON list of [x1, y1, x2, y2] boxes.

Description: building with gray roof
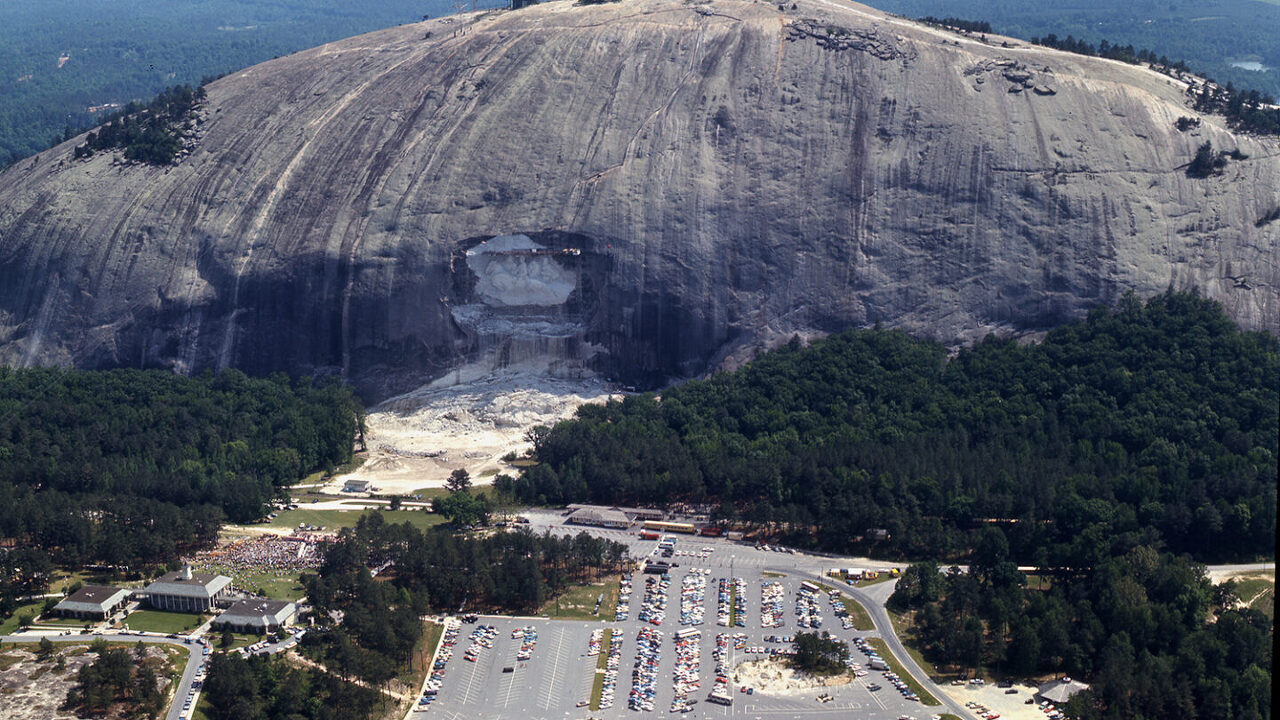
[[214, 599, 297, 633], [1036, 677, 1090, 704], [143, 566, 232, 612], [566, 506, 632, 529], [53, 585, 131, 620]]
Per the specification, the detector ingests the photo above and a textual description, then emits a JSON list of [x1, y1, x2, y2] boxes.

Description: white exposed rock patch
[[466, 234, 577, 307], [733, 658, 851, 696], [327, 365, 617, 495]]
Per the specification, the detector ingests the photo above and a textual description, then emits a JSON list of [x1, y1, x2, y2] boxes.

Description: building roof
[[54, 585, 130, 613], [568, 507, 631, 525], [145, 570, 232, 599], [344, 478, 371, 488], [566, 503, 663, 519], [217, 599, 296, 626], [1038, 678, 1090, 704]]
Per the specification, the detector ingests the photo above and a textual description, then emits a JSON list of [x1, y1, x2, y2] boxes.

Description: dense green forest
[[498, 291, 1278, 565], [0, 0, 504, 166], [890, 548, 1272, 719], [864, 0, 1280, 98], [202, 652, 380, 720], [296, 514, 628, 688], [0, 368, 360, 602]]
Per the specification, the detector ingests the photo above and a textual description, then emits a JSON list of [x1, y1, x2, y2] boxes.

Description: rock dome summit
[[0, 0, 1276, 399]]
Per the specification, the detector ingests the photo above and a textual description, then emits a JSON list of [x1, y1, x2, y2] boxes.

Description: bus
[[642, 520, 696, 534], [799, 581, 820, 593]]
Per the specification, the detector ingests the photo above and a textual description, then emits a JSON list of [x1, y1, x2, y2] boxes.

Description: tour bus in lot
[[642, 520, 697, 534], [800, 581, 820, 593]]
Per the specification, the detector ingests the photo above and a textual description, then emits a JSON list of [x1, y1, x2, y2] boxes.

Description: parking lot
[[412, 533, 940, 720]]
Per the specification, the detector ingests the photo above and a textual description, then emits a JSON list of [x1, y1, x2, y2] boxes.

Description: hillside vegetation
[[501, 291, 1278, 564]]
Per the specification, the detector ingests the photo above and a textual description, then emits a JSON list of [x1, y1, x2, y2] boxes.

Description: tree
[[388, 495, 402, 511], [1186, 141, 1226, 178], [37, 636, 54, 659], [434, 491, 488, 527], [445, 468, 471, 493], [791, 631, 849, 675]]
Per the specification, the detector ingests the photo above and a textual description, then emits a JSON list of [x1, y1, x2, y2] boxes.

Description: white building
[[143, 566, 232, 612], [53, 585, 132, 620], [343, 478, 372, 493]]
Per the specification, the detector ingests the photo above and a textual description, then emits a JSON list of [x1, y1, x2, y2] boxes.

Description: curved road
[[2, 631, 204, 720]]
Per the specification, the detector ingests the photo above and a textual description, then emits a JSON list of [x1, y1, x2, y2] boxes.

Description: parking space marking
[[536, 626, 567, 710]]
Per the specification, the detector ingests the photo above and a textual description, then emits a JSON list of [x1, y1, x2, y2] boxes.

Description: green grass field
[[400, 620, 444, 688], [839, 596, 874, 631], [589, 628, 614, 710], [865, 637, 940, 706], [267, 507, 446, 533], [122, 610, 205, 634], [197, 567, 307, 601], [32, 616, 90, 627], [854, 574, 895, 588], [0, 600, 47, 635], [541, 578, 621, 621]]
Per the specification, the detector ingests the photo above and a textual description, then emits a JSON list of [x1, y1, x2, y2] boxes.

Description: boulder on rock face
[[0, 0, 1276, 400]]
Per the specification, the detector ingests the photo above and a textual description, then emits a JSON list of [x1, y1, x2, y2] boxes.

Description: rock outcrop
[[0, 0, 1276, 400]]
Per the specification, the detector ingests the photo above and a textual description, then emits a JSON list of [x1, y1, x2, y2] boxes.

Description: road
[[2, 631, 205, 720]]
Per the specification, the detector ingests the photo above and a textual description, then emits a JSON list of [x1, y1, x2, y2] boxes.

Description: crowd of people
[[190, 534, 328, 588]]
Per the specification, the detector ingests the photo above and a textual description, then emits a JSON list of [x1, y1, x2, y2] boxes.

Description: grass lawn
[[839, 596, 874, 631], [33, 616, 90, 627], [201, 567, 306, 601], [1251, 588, 1274, 619], [399, 621, 444, 688], [0, 600, 48, 635], [854, 574, 895, 588], [267, 507, 445, 533], [1233, 575, 1273, 600], [865, 637, 940, 706], [541, 578, 621, 621], [589, 628, 614, 710], [214, 632, 264, 651], [407, 487, 450, 501], [122, 610, 206, 634], [190, 694, 214, 720]]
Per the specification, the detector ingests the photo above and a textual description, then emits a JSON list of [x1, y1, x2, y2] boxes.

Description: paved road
[[2, 631, 204, 720]]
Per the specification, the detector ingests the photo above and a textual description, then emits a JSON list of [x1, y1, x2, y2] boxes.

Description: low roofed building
[[143, 566, 232, 612], [53, 585, 131, 620], [566, 506, 632, 529], [1036, 677, 1090, 704], [214, 599, 297, 633]]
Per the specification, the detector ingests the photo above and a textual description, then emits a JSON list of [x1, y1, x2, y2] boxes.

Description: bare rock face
[[0, 0, 1276, 400]]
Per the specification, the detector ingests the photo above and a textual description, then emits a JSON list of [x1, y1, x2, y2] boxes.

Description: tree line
[[498, 291, 1277, 567], [889, 545, 1272, 719], [0, 367, 361, 610], [1029, 33, 1279, 136]]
